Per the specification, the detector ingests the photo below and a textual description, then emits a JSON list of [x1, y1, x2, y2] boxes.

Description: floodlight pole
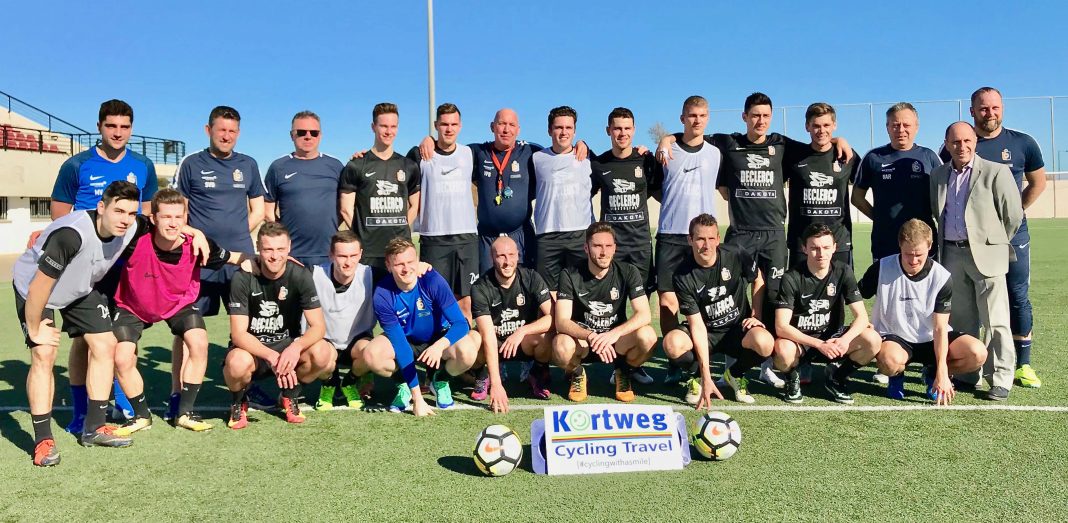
[[427, 0, 436, 135]]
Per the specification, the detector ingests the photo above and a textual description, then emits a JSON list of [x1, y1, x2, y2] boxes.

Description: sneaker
[[245, 384, 275, 411], [887, 374, 906, 400], [987, 386, 1010, 401], [228, 402, 249, 429], [823, 363, 854, 404], [340, 380, 364, 410], [528, 364, 551, 400], [315, 383, 336, 411], [163, 392, 181, 423], [921, 365, 938, 401], [114, 416, 152, 437], [631, 366, 654, 385], [389, 383, 413, 413], [798, 361, 813, 386], [761, 359, 785, 389], [567, 367, 588, 402], [80, 425, 133, 447], [614, 368, 636, 402], [723, 372, 755, 404], [683, 377, 702, 406], [872, 372, 890, 384], [470, 367, 489, 401], [64, 414, 85, 435], [783, 369, 803, 404], [280, 396, 305, 423], [175, 413, 213, 432], [33, 439, 60, 467], [951, 377, 977, 392], [430, 371, 455, 409], [1015, 365, 1042, 388]]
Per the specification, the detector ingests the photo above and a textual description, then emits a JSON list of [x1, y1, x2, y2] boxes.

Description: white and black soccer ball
[[473, 424, 523, 476], [692, 411, 741, 461]]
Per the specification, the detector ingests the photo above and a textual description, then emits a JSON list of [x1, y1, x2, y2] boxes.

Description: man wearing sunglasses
[[264, 111, 345, 267]]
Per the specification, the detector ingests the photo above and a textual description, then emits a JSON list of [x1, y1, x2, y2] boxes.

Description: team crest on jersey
[[912, 161, 921, 173], [233, 169, 244, 182], [721, 268, 731, 281], [826, 283, 836, 297], [610, 287, 619, 300], [833, 161, 842, 173], [511, 160, 519, 173], [768, 146, 776, 156], [126, 172, 137, 183], [416, 297, 425, 311], [397, 170, 406, 182], [278, 286, 288, 301], [516, 293, 526, 306], [1002, 148, 1012, 161], [634, 166, 643, 178]]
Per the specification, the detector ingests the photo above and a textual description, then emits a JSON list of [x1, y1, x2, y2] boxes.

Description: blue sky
[[4, 0, 1068, 169]]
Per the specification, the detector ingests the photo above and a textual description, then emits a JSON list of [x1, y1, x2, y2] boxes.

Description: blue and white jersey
[[52, 147, 157, 211], [264, 153, 344, 260], [854, 144, 942, 259], [173, 148, 265, 255]]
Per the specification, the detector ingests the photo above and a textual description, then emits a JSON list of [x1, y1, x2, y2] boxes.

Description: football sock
[[70, 384, 88, 421], [729, 349, 765, 378], [31, 413, 53, 444], [668, 351, 695, 370], [833, 359, 862, 382], [281, 383, 302, 400], [1015, 339, 1032, 366], [113, 380, 134, 417], [231, 388, 247, 405], [85, 400, 109, 433], [127, 393, 151, 419], [178, 383, 201, 415]]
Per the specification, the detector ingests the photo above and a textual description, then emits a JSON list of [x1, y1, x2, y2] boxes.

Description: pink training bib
[[114, 233, 201, 323]]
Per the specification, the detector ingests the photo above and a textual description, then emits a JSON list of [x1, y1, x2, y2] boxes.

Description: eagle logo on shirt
[[809, 172, 835, 187], [746, 154, 770, 169], [376, 180, 399, 195], [588, 301, 614, 316], [259, 301, 279, 317], [613, 179, 636, 193]]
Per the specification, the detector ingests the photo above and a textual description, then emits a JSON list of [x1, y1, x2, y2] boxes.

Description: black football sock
[[729, 349, 765, 378], [85, 400, 109, 434], [178, 383, 201, 415], [231, 388, 247, 406], [281, 383, 302, 400], [31, 413, 53, 443], [668, 351, 695, 370], [127, 393, 151, 419], [833, 359, 863, 382]]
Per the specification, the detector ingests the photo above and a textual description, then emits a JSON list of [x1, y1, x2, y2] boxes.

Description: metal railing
[[705, 95, 1067, 171], [75, 134, 185, 165], [1, 89, 89, 135], [1, 124, 76, 154]]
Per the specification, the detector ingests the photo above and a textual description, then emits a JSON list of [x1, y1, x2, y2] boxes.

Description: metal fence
[[74, 134, 185, 165], [707, 96, 1067, 171]]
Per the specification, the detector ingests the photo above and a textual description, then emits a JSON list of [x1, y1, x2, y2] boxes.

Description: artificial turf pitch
[[1, 221, 1066, 521]]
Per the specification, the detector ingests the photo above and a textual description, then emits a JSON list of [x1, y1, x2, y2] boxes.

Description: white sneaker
[[723, 372, 756, 404], [760, 359, 785, 389], [872, 372, 889, 384]]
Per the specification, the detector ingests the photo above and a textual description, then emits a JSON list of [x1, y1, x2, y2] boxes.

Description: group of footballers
[[14, 85, 1047, 467]]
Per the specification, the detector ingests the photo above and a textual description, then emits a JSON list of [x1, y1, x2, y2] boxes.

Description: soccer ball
[[473, 424, 523, 476], [692, 411, 741, 461]]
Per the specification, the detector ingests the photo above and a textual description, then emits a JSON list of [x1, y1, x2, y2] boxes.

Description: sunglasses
[[293, 129, 320, 137]]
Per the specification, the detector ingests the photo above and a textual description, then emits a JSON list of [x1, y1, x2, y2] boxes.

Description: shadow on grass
[[0, 410, 34, 455], [437, 455, 484, 476]]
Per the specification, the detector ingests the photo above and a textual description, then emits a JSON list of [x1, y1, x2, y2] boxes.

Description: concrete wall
[[0, 197, 48, 254]]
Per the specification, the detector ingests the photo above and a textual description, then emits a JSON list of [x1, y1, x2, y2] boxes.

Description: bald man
[[931, 121, 1022, 401], [417, 108, 588, 272], [468, 236, 554, 411]]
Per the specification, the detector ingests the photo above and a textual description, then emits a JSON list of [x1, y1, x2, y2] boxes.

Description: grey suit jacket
[[930, 155, 1023, 277]]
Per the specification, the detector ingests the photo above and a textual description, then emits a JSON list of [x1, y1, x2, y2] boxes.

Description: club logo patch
[[827, 283, 836, 297], [516, 293, 525, 306], [233, 169, 244, 182], [721, 268, 731, 281], [634, 166, 643, 178], [610, 287, 619, 300], [397, 170, 406, 182], [278, 286, 288, 301]]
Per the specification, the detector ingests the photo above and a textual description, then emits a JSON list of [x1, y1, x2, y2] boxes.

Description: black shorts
[[655, 234, 691, 292], [674, 321, 750, 359], [194, 265, 237, 317], [420, 234, 480, 297], [724, 228, 788, 283], [789, 249, 852, 270], [408, 330, 450, 357], [791, 326, 848, 362], [334, 331, 374, 367], [616, 242, 655, 294], [882, 332, 966, 366], [112, 304, 207, 344], [536, 231, 586, 291], [230, 337, 292, 382], [15, 286, 113, 348]]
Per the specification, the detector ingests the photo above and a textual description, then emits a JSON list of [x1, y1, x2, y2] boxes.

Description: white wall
[[0, 197, 48, 253]]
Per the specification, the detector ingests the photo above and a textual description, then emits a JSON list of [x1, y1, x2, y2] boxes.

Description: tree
[[648, 122, 669, 144]]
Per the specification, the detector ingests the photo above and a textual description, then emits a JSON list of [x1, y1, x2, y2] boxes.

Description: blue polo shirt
[[854, 144, 942, 259], [173, 148, 264, 275], [51, 147, 158, 210], [940, 128, 1044, 242], [263, 153, 344, 261], [470, 141, 542, 236]]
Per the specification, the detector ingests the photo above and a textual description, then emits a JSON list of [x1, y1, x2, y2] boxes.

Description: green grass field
[[2, 221, 1067, 521]]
